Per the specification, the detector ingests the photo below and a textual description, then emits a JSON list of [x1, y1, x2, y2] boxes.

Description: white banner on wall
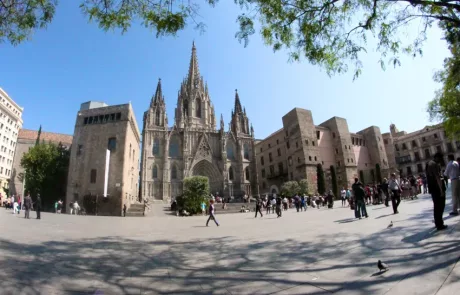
[[104, 149, 110, 197]]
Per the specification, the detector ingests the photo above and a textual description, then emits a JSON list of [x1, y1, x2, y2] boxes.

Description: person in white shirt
[[388, 173, 402, 214], [341, 188, 347, 207], [444, 154, 460, 216]]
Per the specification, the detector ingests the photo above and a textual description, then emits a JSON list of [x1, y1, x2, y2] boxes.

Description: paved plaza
[[1, 193, 459, 295]]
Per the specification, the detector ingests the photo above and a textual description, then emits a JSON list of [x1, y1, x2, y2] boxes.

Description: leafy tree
[[330, 165, 338, 198], [375, 163, 383, 183], [428, 28, 460, 138], [298, 179, 309, 196], [3, 187, 9, 198], [281, 180, 300, 197], [359, 170, 365, 183], [20, 142, 70, 210], [317, 164, 326, 195], [177, 176, 209, 215]]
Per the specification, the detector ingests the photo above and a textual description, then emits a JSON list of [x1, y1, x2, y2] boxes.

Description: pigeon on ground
[[387, 221, 393, 228], [378, 260, 389, 272]]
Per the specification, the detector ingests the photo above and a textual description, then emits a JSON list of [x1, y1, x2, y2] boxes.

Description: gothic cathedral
[[140, 43, 259, 201]]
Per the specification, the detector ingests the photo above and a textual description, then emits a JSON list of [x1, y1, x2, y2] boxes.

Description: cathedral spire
[[220, 114, 224, 131], [187, 42, 200, 88], [151, 78, 163, 106], [234, 89, 242, 113]]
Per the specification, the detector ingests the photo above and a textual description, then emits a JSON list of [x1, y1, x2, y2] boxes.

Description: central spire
[[187, 41, 201, 88]]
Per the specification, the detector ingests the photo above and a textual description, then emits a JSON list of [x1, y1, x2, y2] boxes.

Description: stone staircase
[[125, 203, 145, 217]]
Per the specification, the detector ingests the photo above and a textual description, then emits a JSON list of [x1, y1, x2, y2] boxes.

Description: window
[[309, 156, 312, 161], [351, 158, 353, 163], [337, 161, 341, 167], [344, 145, 347, 150], [229, 167, 234, 180], [169, 136, 180, 157], [417, 164, 423, 173], [422, 137, 426, 142], [347, 159, 350, 163], [286, 141, 290, 149], [332, 132, 336, 138], [305, 139, 309, 145], [152, 166, 158, 179], [314, 156, 317, 161], [153, 138, 160, 155], [447, 142, 454, 153], [155, 109, 161, 125], [261, 169, 266, 178], [434, 133, 438, 139], [395, 144, 399, 151], [129, 144, 131, 159], [276, 139, 279, 144], [277, 148, 281, 156], [335, 148, 339, 154], [194, 99, 200, 118], [260, 156, 264, 166], [288, 156, 292, 166], [84, 117, 88, 124], [90, 169, 97, 183], [269, 165, 275, 175], [296, 141, 298, 148], [245, 167, 250, 181], [108, 137, 117, 151], [402, 143, 407, 150], [171, 165, 178, 179], [227, 143, 235, 160], [378, 137, 381, 142], [269, 152, 273, 162], [243, 144, 250, 160], [352, 138, 355, 145], [297, 157, 301, 163], [260, 148, 263, 152], [268, 144, 271, 148], [312, 141, 315, 146], [278, 162, 284, 174], [77, 145, 83, 155], [407, 166, 412, 175], [116, 113, 121, 120], [414, 152, 420, 161], [412, 140, 417, 148], [436, 145, 442, 153], [316, 131, 320, 139], [88, 117, 94, 124]]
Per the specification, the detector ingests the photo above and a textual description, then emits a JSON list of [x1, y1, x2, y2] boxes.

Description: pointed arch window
[[229, 167, 234, 181], [243, 143, 249, 160], [155, 109, 161, 126], [196, 98, 201, 118], [152, 165, 158, 179], [245, 167, 250, 181], [227, 142, 235, 160], [169, 135, 180, 157], [183, 99, 188, 117], [171, 165, 177, 180], [152, 138, 160, 156]]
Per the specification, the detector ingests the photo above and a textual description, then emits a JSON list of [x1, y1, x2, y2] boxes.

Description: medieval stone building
[[140, 43, 259, 201]]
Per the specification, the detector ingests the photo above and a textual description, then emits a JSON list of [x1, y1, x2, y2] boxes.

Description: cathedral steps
[[125, 203, 145, 217]]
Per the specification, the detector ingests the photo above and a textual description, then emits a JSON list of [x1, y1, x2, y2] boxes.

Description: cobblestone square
[[1, 193, 459, 295]]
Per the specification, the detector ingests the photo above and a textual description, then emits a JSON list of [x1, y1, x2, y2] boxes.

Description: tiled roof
[[18, 129, 73, 145]]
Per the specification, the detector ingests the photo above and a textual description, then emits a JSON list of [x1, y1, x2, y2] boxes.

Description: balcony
[[267, 170, 288, 179]]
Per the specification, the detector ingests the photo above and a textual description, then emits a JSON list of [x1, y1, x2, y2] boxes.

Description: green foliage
[[359, 170, 365, 183], [298, 179, 309, 196], [330, 165, 338, 198], [375, 163, 383, 183], [281, 181, 300, 197], [3, 187, 9, 198], [35, 125, 42, 146], [235, 0, 460, 78], [177, 176, 210, 215], [20, 142, 70, 210], [317, 164, 326, 195], [428, 28, 460, 138]]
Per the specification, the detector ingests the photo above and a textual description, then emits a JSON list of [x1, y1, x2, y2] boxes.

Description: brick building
[[66, 102, 140, 216], [10, 129, 73, 197]]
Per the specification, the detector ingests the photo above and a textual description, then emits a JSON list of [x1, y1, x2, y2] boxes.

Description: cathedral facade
[[140, 43, 259, 201]]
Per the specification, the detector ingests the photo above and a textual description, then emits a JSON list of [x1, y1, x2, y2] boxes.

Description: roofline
[[0, 87, 24, 111]]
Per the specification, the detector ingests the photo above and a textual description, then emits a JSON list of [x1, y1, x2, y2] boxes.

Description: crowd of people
[[1, 192, 42, 219]]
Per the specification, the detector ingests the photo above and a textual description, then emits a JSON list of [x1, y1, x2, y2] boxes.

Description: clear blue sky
[[0, 1, 450, 139]]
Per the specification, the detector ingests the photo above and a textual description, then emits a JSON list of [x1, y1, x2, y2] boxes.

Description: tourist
[[123, 204, 127, 217], [13, 198, 19, 215], [301, 195, 307, 211], [444, 154, 459, 216], [341, 187, 347, 207], [426, 153, 448, 230], [206, 199, 219, 227], [271, 196, 276, 214], [23, 193, 32, 219], [36, 194, 42, 219], [265, 196, 271, 215], [201, 201, 206, 215], [72, 201, 80, 215], [346, 188, 351, 206], [55, 201, 58, 213], [388, 173, 402, 214], [282, 196, 288, 211], [381, 178, 390, 207], [422, 174, 428, 194], [57, 199, 63, 214], [352, 178, 368, 219], [327, 190, 334, 209], [255, 197, 263, 218], [276, 195, 282, 217]]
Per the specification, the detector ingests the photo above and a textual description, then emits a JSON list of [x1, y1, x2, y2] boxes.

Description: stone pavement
[[0, 193, 459, 295]]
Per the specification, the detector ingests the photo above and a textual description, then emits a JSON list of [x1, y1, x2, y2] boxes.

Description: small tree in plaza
[[177, 176, 210, 215], [317, 164, 326, 195], [281, 181, 300, 197], [298, 179, 309, 196], [330, 166, 338, 199]]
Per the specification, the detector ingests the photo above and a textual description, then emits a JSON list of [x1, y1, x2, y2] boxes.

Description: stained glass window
[[152, 138, 160, 155]]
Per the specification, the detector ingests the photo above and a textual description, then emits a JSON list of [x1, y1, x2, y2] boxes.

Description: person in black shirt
[[255, 197, 263, 218], [426, 153, 447, 231]]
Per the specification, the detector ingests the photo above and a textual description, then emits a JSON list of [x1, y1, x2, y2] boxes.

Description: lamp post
[[21, 171, 26, 210]]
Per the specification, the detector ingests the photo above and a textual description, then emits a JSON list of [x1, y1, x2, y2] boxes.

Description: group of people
[[2, 193, 42, 219]]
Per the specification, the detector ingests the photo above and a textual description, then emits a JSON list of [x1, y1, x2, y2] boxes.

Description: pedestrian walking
[[36, 194, 42, 219], [341, 187, 347, 207], [444, 154, 459, 216], [206, 199, 219, 227], [427, 153, 448, 231], [23, 193, 32, 219], [123, 204, 127, 217], [255, 198, 263, 218], [388, 173, 402, 214], [352, 178, 368, 219]]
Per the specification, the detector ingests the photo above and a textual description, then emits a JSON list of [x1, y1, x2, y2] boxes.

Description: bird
[[378, 260, 389, 272], [387, 221, 393, 228]]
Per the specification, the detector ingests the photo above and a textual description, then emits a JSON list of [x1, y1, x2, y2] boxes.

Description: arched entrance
[[192, 160, 223, 195], [270, 185, 279, 195]]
